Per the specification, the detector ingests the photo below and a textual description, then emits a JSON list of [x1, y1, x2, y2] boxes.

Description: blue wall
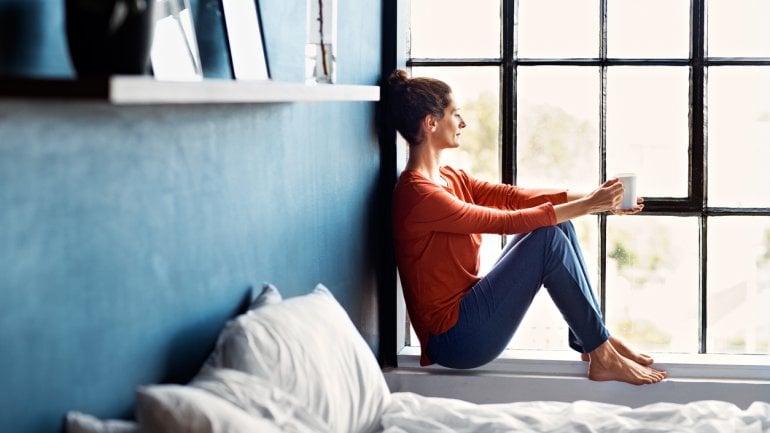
[[0, 1, 384, 432]]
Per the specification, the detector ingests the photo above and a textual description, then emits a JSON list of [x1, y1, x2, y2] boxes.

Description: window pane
[[708, 0, 770, 57], [707, 217, 770, 354], [412, 66, 501, 183], [606, 216, 699, 353], [606, 67, 689, 197], [517, 0, 599, 58], [707, 67, 770, 208], [507, 215, 599, 351], [517, 67, 600, 193], [607, 0, 690, 58], [409, 0, 500, 58]]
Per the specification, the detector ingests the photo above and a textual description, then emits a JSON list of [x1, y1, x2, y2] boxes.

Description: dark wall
[[0, 1, 384, 432], [0, 0, 72, 77]]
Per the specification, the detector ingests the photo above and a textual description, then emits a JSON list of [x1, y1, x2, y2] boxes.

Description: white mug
[[616, 173, 637, 210]]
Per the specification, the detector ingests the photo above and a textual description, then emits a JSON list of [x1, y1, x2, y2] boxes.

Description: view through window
[[404, 0, 770, 355]]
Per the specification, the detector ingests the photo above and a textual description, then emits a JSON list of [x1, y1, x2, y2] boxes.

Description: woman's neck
[[405, 143, 443, 183]]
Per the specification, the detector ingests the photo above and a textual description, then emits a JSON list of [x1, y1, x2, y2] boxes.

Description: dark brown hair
[[386, 69, 452, 145]]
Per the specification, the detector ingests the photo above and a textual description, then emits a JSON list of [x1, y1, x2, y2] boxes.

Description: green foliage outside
[[517, 105, 597, 187]]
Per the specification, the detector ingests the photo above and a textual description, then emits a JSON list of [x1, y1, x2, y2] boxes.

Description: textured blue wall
[[0, 1, 383, 432]]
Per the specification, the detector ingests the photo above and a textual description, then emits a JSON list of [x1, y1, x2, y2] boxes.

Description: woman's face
[[432, 93, 467, 149]]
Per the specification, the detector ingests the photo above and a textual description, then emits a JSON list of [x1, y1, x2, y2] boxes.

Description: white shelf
[[0, 76, 380, 104], [109, 76, 381, 104]]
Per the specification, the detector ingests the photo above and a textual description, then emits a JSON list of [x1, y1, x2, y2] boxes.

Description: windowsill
[[386, 347, 770, 408], [394, 346, 770, 382]]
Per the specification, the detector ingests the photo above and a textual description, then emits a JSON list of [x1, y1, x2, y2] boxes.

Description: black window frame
[[404, 0, 770, 354]]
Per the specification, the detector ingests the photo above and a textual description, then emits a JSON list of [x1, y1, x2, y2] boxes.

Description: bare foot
[[580, 337, 654, 366], [586, 341, 667, 385], [609, 336, 654, 366]]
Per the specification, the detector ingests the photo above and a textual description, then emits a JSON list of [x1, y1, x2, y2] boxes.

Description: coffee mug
[[616, 173, 637, 210]]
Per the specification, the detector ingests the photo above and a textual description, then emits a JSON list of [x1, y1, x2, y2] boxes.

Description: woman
[[387, 69, 666, 385]]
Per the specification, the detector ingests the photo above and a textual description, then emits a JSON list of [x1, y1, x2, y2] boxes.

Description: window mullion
[[699, 215, 708, 353], [502, 0, 516, 186], [692, 0, 708, 354], [598, 0, 608, 317], [692, 0, 706, 209]]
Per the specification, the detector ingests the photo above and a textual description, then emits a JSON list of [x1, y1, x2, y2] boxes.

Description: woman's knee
[[530, 225, 566, 245], [531, 225, 575, 256], [504, 226, 572, 264], [532, 224, 560, 237], [556, 220, 576, 235]]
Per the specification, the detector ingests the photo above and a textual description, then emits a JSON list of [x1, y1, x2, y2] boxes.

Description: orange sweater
[[392, 166, 568, 365]]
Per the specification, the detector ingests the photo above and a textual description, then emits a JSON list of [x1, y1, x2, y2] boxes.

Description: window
[[404, 0, 770, 355]]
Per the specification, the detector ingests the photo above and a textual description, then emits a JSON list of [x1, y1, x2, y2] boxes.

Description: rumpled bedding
[[381, 392, 770, 433]]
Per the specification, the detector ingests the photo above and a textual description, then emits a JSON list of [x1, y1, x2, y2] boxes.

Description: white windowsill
[[385, 347, 770, 408], [395, 345, 770, 382]]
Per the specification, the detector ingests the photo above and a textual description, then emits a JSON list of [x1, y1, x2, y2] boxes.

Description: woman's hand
[[610, 196, 645, 215], [555, 179, 619, 222], [554, 178, 643, 223], [584, 178, 624, 213]]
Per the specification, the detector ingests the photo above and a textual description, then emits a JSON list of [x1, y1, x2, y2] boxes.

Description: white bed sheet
[[381, 392, 770, 433]]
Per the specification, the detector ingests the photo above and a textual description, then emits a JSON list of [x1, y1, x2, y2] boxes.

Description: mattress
[[381, 392, 770, 433]]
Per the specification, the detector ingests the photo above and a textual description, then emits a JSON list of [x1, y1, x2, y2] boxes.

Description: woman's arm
[[565, 190, 588, 202], [555, 178, 644, 222], [459, 169, 567, 209], [554, 179, 620, 223]]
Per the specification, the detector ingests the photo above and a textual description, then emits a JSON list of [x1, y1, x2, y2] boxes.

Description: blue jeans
[[427, 221, 610, 369]]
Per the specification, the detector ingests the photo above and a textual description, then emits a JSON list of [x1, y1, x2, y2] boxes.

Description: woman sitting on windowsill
[[387, 69, 666, 385]]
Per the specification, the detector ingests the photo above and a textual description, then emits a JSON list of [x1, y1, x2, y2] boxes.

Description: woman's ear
[[422, 114, 438, 133]]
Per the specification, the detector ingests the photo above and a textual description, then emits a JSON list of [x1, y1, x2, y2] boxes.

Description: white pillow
[[191, 367, 329, 433], [249, 283, 282, 309], [135, 384, 285, 433], [65, 412, 140, 433], [206, 283, 391, 433]]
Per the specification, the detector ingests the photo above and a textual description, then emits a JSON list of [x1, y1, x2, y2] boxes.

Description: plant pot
[[65, 0, 155, 77]]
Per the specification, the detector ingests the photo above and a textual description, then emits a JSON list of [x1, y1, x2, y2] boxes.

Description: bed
[[65, 284, 770, 433]]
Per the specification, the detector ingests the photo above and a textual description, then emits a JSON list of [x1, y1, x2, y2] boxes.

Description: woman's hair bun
[[388, 69, 409, 88]]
